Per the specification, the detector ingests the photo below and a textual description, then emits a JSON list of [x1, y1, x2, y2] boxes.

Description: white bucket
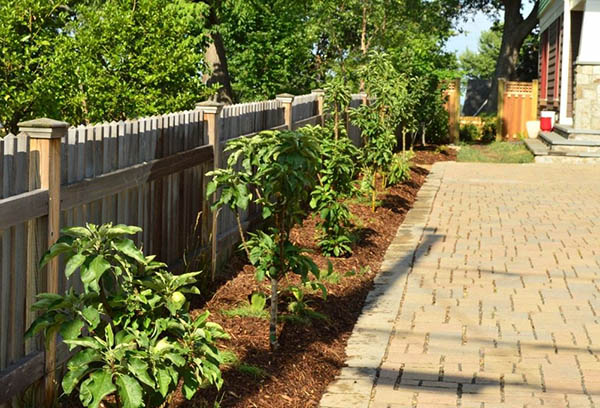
[[526, 120, 540, 139]]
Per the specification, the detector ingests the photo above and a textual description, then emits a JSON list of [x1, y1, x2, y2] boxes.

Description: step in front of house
[[524, 137, 600, 163], [554, 124, 600, 141], [539, 131, 600, 154]]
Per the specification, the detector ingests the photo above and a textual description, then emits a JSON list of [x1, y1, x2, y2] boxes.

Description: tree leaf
[[82, 369, 116, 408], [65, 252, 87, 278], [116, 374, 143, 408], [112, 239, 146, 264], [39, 242, 72, 269], [182, 369, 199, 400], [128, 358, 154, 388], [106, 224, 142, 237], [68, 349, 103, 370], [155, 367, 171, 397], [105, 324, 114, 348], [206, 180, 217, 197], [81, 255, 111, 293], [60, 226, 92, 238], [62, 364, 90, 395], [82, 306, 100, 330], [60, 318, 84, 340], [64, 337, 103, 351]]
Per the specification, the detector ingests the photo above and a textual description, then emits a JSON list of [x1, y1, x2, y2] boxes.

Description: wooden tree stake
[[196, 102, 224, 280]]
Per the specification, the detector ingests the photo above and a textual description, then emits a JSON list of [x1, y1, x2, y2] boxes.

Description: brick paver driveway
[[322, 162, 600, 408]]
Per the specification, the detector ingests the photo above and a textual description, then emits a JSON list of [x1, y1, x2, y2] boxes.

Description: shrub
[[26, 223, 227, 407], [305, 125, 359, 257], [480, 114, 497, 143], [207, 129, 323, 350], [459, 123, 480, 142], [387, 151, 413, 186], [351, 51, 410, 211]]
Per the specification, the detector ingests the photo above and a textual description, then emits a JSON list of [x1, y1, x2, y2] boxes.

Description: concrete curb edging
[[319, 162, 447, 408]]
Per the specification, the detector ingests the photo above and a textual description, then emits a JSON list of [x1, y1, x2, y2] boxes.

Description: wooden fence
[[0, 91, 350, 407], [497, 79, 539, 140]]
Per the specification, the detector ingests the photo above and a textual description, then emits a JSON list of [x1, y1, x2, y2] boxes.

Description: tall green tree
[[1, 0, 213, 133], [0, 1, 72, 133], [460, 0, 539, 112], [460, 24, 539, 80], [218, 0, 317, 101]]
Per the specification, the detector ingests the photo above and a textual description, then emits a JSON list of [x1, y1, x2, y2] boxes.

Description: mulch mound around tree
[[173, 150, 454, 408], [412, 145, 457, 165]]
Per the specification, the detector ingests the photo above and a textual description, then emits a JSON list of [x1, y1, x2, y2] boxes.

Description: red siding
[[541, 30, 549, 99]]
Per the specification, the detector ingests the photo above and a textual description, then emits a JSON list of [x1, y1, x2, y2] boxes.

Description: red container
[[540, 117, 552, 131]]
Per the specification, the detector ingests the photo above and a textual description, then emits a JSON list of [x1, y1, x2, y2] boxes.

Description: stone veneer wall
[[574, 64, 600, 130]]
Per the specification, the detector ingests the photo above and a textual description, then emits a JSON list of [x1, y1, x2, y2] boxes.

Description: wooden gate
[[497, 79, 539, 140]]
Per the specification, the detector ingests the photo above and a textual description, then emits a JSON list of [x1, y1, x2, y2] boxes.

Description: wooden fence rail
[[0, 91, 360, 407]]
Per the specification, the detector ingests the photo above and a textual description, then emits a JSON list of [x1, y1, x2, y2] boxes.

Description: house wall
[[573, 65, 600, 129]]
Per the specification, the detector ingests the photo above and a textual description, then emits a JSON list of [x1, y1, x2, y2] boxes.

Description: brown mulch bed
[[172, 149, 455, 408], [412, 145, 457, 165]]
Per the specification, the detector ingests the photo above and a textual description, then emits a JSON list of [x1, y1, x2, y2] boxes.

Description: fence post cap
[[195, 101, 225, 115], [276, 93, 295, 103], [18, 118, 70, 139], [311, 89, 325, 96]]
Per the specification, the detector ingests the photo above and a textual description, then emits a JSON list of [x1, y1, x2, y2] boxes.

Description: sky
[[444, 2, 536, 56], [444, 11, 497, 56]]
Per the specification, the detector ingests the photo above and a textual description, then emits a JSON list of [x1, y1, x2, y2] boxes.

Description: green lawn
[[457, 141, 534, 163]]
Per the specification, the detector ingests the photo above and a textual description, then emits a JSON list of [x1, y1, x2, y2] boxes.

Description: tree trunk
[[204, 31, 234, 104], [359, 2, 369, 92], [202, 1, 234, 104], [486, 0, 539, 113], [270, 277, 279, 350]]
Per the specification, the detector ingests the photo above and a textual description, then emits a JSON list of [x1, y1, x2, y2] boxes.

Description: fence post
[[496, 78, 506, 140], [195, 102, 224, 280], [531, 79, 539, 120], [451, 78, 460, 144], [357, 91, 368, 106], [18, 118, 68, 407], [276, 94, 295, 130], [312, 89, 325, 126]]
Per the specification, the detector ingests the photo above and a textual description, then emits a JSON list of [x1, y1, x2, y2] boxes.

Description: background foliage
[[459, 23, 539, 81], [2, 0, 460, 135], [1, 0, 213, 133]]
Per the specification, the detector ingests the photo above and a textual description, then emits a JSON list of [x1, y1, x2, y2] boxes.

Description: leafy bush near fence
[[307, 76, 360, 257], [480, 114, 497, 143], [351, 52, 408, 211], [307, 125, 359, 257], [26, 224, 227, 408], [460, 115, 498, 144], [387, 151, 414, 187], [207, 129, 324, 350], [460, 123, 480, 142]]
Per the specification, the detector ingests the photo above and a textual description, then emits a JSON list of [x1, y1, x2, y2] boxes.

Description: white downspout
[[559, 0, 573, 125]]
